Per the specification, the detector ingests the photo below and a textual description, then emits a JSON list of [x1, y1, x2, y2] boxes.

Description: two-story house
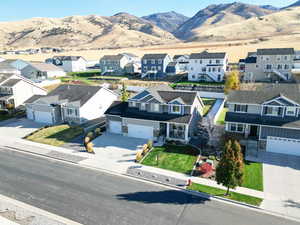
[[105, 85, 204, 143], [188, 51, 228, 83], [21, 63, 66, 82], [25, 85, 118, 125], [99, 54, 132, 75], [243, 48, 296, 82], [225, 84, 300, 156], [141, 54, 172, 79], [46, 56, 87, 72], [0, 73, 47, 110], [173, 55, 189, 72]]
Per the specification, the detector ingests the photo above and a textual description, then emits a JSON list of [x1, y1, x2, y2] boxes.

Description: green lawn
[[0, 110, 25, 121], [141, 145, 199, 174], [216, 108, 228, 125], [242, 161, 263, 191], [202, 98, 216, 116], [26, 125, 83, 147], [188, 183, 263, 206]]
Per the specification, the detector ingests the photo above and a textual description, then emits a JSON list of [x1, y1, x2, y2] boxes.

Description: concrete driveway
[[0, 118, 45, 138], [80, 133, 147, 173], [261, 152, 300, 220]]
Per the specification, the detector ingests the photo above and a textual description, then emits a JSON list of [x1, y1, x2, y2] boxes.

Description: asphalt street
[[0, 148, 298, 225]]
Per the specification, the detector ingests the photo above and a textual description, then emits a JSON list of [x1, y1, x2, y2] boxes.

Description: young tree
[[224, 70, 240, 94], [216, 140, 244, 195], [121, 83, 129, 102]]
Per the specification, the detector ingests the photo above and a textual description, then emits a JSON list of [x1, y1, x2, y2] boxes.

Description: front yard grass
[[26, 124, 83, 147], [141, 145, 199, 174], [216, 108, 228, 125], [202, 98, 216, 116], [242, 161, 263, 191], [188, 183, 263, 206]]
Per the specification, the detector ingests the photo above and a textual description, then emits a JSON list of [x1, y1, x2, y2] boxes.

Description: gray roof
[[0, 73, 14, 84], [225, 112, 300, 129], [1, 79, 21, 87], [190, 51, 226, 59], [105, 101, 192, 124], [121, 53, 138, 58], [100, 55, 124, 61], [257, 48, 295, 56], [29, 63, 64, 72], [142, 54, 168, 60], [27, 85, 102, 106], [130, 85, 198, 105], [227, 84, 300, 105], [173, 55, 189, 60], [54, 56, 85, 61]]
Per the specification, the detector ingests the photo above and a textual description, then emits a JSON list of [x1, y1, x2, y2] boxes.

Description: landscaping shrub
[[86, 132, 94, 139], [95, 128, 101, 136], [84, 136, 90, 146], [147, 140, 153, 150], [86, 142, 94, 153], [136, 151, 143, 162], [142, 144, 149, 156]]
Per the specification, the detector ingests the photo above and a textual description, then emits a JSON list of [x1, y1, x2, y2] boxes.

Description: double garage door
[[27, 109, 53, 124], [109, 121, 153, 140], [266, 137, 300, 156]]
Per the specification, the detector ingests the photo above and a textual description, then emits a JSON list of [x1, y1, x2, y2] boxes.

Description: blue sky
[[0, 0, 297, 21]]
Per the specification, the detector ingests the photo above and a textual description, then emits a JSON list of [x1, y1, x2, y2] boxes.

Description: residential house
[[173, 55, 189, 72], [0, 73, 47, 110], [0, 59, 31, 74], [25, 85, 118, 125], [242, 48, 296, 82], [188, 51, 228, 82], [166, 62, 180, 75], [121, 53, 140, 63], [47, 56, 87, 72], [141, 54, 172, 79], [21, 63, 66, 82], [225, 84, 300, 156], [124, 62, 141, 75], [292, 51, 300, 75], [99, 54, 129, 75], [105, 85, 204, 143]]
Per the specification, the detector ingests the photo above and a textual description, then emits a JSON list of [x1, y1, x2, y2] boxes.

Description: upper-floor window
[[234, 104, 248, 113], [151, 59, 155, 64], [195, 60, 198, 63], [151, 103, 160, 112], [263, 106, 283, 116], [75, 109, 79, 117], [209, 60, 212, 64], [286, 106, 296, 116], [157, 66, 162, 71], [284, 56, 288, 60], [199, 60, 202, 64], [216, 60, 220, 64], [143, 60, 147, 64], [277, 64, 282, 70], [158, 59, 162, 64], [171, 105, 181, 114], [284, 64, 289, 70], [202, 67, 206, 72], [266, 64, 272, 70], [141, 103, 146, 111], [67, 108, 73, 115]]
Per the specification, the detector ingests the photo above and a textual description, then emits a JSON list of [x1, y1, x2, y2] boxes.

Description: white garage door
[[109, 121, 122, 134], [26, 108, 34, 120], [34, 111, 53, 124], [266, 136, 300, 156], [128, 124, 153, 140]]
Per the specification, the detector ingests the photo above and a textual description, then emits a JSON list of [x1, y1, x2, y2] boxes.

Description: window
[[151, 103, 160, 112], [202, 67, 206, 72], [75, 109, 79, 117], [130, 101, 136, 107], [286, 107, 296, 116], [216, 60, 220, 64], [157, 66, 162, 71], [277, 64, 282, 70], [158, 59, 162, 64], [266, 64, 272, 70], [141, 103, 146, 110], [199, 60, 202, 64], [229, 123, 244, 133], [234, 104, 248, 113], [192, 75, 196, 79], [151, 59, 155, 64], [218, 67, 221, 72], [212, 68, 216, 72], [171, 105, 181, 114], [263, 106, 283, 116], [208, 68, 211, 72], [67, 108, 73, 115], [143, 60, 147, 64], [284, 64, 289, 70], [284, 56, 288, 60]]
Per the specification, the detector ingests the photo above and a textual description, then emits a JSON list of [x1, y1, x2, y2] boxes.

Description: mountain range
[[0, 1, 299, 50]]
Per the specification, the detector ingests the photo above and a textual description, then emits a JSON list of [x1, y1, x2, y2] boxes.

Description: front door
[[249, 125, 258, 138], [159, 123, 167, 136]]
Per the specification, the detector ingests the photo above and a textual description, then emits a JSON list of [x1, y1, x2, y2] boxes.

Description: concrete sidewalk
[[0, 216, 19, 225]]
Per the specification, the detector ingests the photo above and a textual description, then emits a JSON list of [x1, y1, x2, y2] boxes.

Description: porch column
[[184, 125, 189, 142], [166, 123, 170, 138], [245, 124, 249, 138]]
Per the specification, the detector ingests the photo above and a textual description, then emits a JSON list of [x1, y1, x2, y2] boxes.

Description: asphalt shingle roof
[[257, 48, 295, 55], [26, 85, 102, 106], [0, 73, 14, 84], [30, 63, 64, 72], [190, 51, 226, 59], [100, 55, 124, 61], [105, 101, 192, 124], [54, 56, 85, 61], [142, 54, 168, 60], [1, 79, 21, 87], [227, 84, 300, 105]]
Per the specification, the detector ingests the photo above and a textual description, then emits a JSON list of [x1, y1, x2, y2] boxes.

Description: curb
[[2, 145, 300, 224]]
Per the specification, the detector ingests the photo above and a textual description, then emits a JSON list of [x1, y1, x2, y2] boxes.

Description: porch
[[159, 122, 189, 143], [0, 95, 14, 110]]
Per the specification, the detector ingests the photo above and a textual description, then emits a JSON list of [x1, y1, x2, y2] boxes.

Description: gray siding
[[260, 126, 300, 140]]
